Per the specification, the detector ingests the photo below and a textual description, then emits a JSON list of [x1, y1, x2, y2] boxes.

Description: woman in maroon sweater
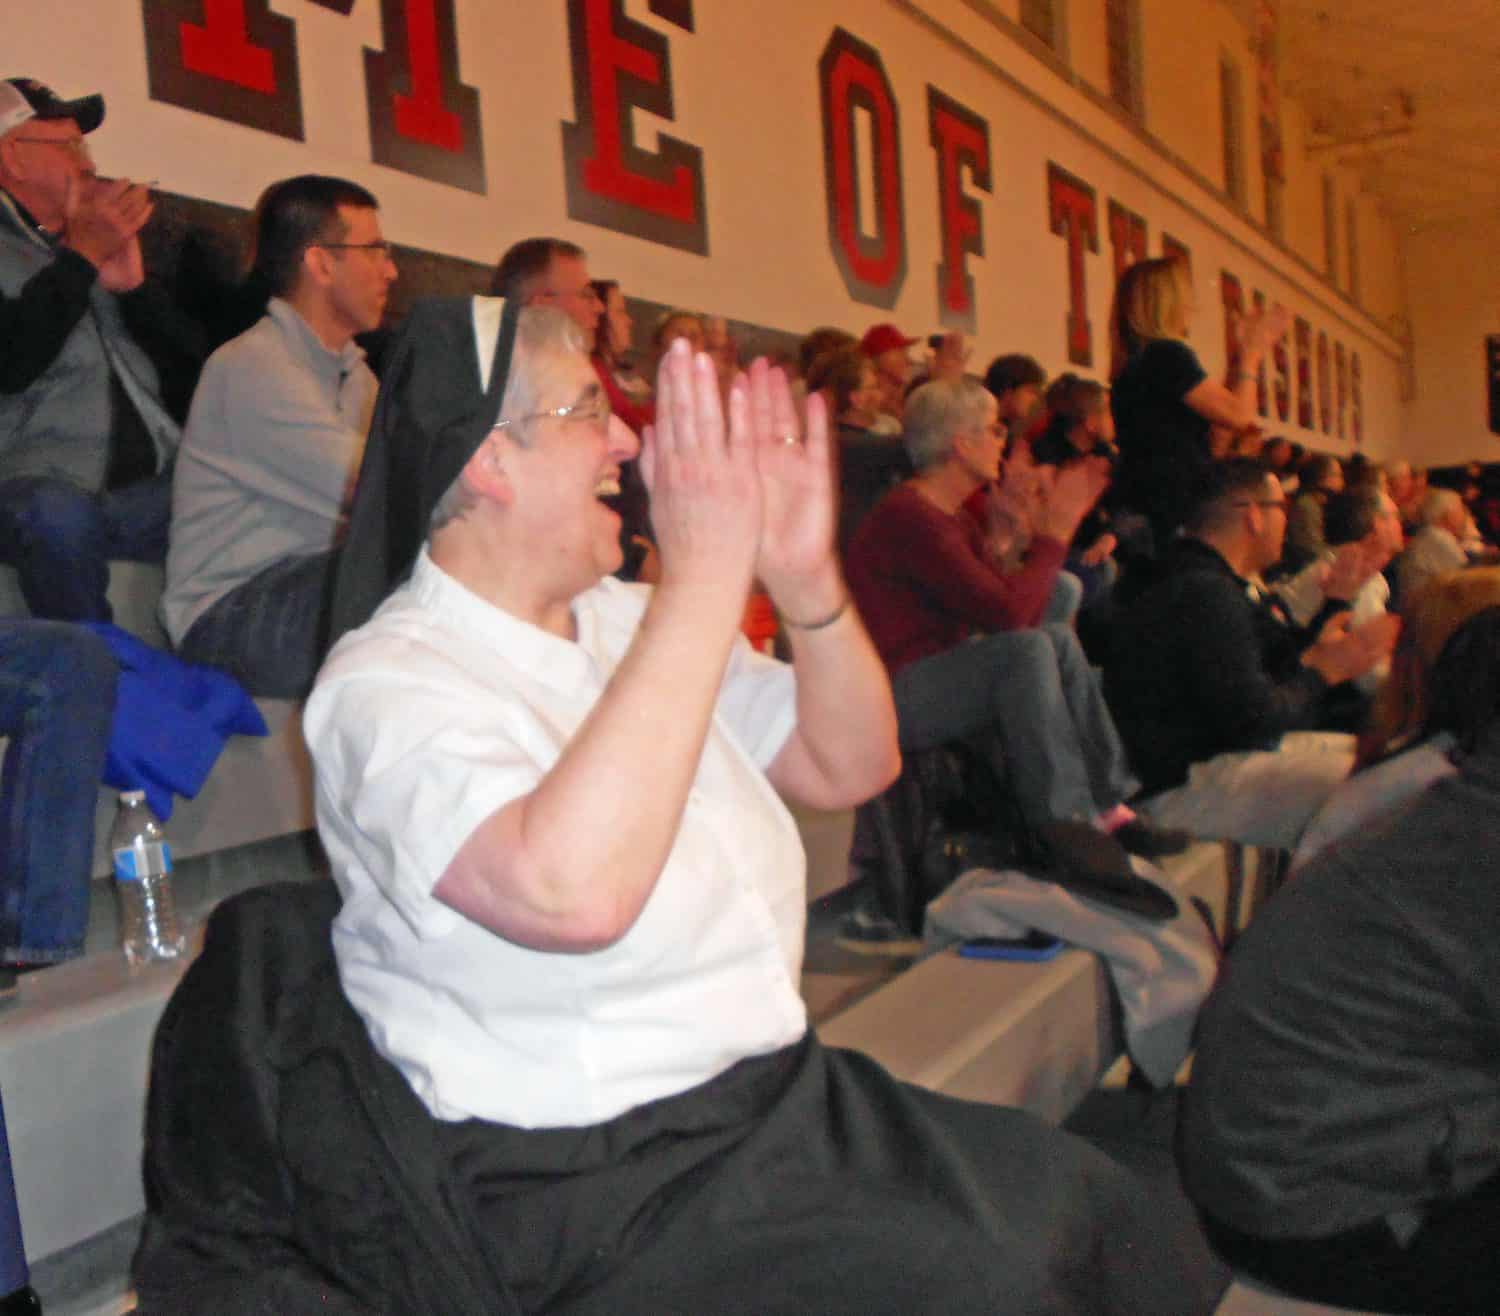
[[847, 376, 1172, 850]]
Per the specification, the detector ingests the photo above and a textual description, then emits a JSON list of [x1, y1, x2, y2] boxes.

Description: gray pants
[[891, 625, 1140, 827]]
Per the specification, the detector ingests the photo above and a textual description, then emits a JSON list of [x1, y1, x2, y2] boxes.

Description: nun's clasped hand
[[640, 341, 838, 608], [641, 338, 761, 598]]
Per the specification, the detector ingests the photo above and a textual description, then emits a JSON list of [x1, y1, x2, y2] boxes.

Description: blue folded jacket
[[82, 623, 269, 820]]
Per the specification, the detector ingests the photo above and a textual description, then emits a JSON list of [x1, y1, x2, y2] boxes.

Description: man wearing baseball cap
[[858, 322, 916, 436], [0, 77, 198, 621]]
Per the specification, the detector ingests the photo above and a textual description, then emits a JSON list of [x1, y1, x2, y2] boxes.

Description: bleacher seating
[[4, 829, 1287, 1313]]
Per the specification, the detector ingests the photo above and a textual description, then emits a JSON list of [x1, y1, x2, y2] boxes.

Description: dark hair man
[[490, 236, 603, 340], [982, 353, 1047, 431], [1103, 460, 1399, 848], [0, 77, 200, 621], [162, 174, 396, 696], [1272, 484, 1404, 698]]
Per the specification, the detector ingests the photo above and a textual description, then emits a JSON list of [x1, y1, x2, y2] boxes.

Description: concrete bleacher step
[[1, 834, 327, 1267], [816, 840, 1251, 1119]]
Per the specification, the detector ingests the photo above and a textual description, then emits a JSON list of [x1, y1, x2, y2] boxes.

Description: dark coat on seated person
[[134, 882, 1220, 1315], [1103, 538, 1336, 795], [1178, 723, 1500, 1312]]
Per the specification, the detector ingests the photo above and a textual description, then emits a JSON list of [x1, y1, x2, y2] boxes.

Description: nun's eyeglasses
[[492, 399, 612, 432]]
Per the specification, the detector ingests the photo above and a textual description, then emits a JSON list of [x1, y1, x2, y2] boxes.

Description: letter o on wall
[[820, 27, 907, 308]]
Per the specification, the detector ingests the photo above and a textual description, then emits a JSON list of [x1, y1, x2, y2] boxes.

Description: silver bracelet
[[779, 594, 851, 631]]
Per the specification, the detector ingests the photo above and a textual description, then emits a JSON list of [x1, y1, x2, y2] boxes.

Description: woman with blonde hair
[[1110, 256, 1288, 549], [1359, 567, 1500, 767], [1293, 566, 1500, 867]]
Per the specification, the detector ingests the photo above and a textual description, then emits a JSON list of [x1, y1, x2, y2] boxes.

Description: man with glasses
[[162, 174, 396, 696], [489, 236, 603, 341], [1103, 460, 1399, 849], [0, 77, 196, 621]]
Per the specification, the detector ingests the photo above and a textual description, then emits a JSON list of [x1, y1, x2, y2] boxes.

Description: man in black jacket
[[1103, 460, 1397, 848]]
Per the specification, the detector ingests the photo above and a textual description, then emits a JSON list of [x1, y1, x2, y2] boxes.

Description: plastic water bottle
[[111, 792, 185, 966]]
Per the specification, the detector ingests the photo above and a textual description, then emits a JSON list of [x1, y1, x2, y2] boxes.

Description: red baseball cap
[[859, 323, 917, 357]]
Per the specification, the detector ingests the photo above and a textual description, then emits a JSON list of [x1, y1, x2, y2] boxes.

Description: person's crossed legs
[[892, 625, 1138, 828]]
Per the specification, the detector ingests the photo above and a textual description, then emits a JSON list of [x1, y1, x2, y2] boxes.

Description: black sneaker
[[1112, 819, 1193, 858], [833, 906, 924, 958]]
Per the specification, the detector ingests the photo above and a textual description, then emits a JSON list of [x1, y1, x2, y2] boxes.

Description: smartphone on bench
[[958, 931, 1065, 962]]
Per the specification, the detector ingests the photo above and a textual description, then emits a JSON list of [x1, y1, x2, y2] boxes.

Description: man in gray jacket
[[162, 174, 395, 697], [0, 77, 188, 621]]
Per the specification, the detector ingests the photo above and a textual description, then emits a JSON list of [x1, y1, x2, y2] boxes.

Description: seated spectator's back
[[1180, 600, 1500, 1312], [1397, 487, 1469, 606]]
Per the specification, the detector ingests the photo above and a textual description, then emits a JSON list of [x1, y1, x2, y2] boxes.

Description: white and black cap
[[0, 78, 105, 138]]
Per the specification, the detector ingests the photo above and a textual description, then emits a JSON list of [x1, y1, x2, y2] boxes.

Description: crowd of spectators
[[4, 71, 1500, 1312]]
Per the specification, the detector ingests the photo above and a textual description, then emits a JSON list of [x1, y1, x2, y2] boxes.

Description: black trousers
[[432, 1035, 1219, 1315], [1203, 1166, 1500, 1314]]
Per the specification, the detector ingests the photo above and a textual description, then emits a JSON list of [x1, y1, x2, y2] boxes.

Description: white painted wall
[[1402, 217, 1500, 468], [5, 0, 1408, 453]]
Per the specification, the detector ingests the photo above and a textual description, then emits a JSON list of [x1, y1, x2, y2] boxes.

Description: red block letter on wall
[[141, 0, 303, 139], [820, 28, 907, 307], [1295, 317, 1313, 429], [1161, 234, 1193, 280], [928, 88, 991, 331], [1351, 352, 1363, 446], [1047, 163, 1098, 367], [1335, 340, 1348, 440], [1252, 290, 1270, 417], [365, 0, 485, 192], [1107, 199, 1147, 282], [1317, 330, 1332, 435], [561, 0, 707, 254], [1272, 306, 1291, 423], [1221, 270, 1244, 389]]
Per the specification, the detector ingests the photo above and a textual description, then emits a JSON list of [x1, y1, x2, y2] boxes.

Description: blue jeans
[[0, 622, 117, 963], [0, 473, 172, 622], [1042, 570, 1083, 626], [178, 548, 338, 698], [891, 625, 1140, 826]]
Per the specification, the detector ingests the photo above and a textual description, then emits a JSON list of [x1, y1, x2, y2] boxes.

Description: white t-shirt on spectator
[[305, 549, 807, 1128]]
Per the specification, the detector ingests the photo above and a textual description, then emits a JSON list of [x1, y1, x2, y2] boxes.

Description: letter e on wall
[[561, 0, 708, 254]]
